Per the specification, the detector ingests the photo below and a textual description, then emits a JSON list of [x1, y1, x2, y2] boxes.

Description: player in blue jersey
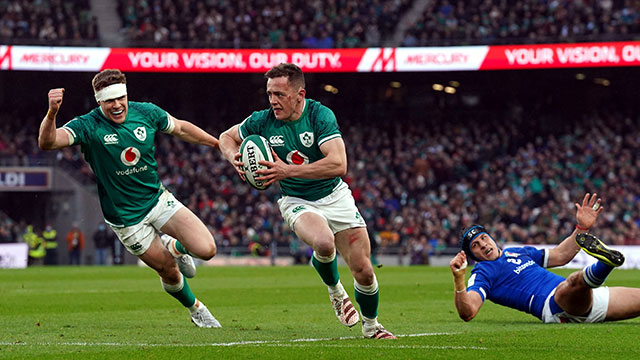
[[219, 63, 395, 339], [38, 69, 222, 328], [449, 193, 640, 323]]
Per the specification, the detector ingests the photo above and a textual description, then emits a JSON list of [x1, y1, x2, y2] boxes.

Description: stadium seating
[[401, 0, 640, 46], [116, 0, 412, 48], [0, 0, 99, 45]]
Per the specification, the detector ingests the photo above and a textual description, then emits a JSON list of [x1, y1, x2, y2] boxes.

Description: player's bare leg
[[554, 271, 594, 316], [336, 227, 396, 339], [294, 213, 359, 327], [161, 207, 216, 261], [138, 237, 220, 328], [606, 287, 640, 321]]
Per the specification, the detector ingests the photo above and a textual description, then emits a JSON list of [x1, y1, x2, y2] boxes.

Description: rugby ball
[[240, 134, 274, 190]]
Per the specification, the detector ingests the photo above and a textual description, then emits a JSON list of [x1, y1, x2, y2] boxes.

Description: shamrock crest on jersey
[[299, 131, 314, 147], [134, 126, 147, 141]]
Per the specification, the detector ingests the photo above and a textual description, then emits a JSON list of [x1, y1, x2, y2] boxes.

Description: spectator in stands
[[93, 223, 113, 265], [65, 224, 84, 265], [0, 1, 98, 45]]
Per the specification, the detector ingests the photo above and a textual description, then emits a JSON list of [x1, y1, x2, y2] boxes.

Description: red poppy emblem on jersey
[[120, 147, 141, 166], [286, 150, 309, 165]]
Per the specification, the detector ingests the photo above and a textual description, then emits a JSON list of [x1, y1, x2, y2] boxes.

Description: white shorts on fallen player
[[277, 181, 366, 234], [110, 189, 184, 256], [541, 286, 609, 323]]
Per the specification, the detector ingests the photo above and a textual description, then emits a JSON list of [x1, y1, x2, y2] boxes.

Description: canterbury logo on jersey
[[103, 134, 119, 145], [269, 135, 285, 147]]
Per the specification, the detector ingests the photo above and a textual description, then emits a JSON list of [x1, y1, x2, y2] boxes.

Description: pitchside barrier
[[5, 243, 640, 269], [0, 243, 28, 268]]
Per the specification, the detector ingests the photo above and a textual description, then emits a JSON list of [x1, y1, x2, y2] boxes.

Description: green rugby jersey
[[62, 101, 173, 226], [239, 99, 342, 201]]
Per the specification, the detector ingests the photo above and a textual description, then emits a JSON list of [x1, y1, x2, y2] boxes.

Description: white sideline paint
[[0, 332, 487, 350]]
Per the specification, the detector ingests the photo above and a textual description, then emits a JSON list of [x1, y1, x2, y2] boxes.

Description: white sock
[[328, 280, 346, 297], [354, 275, 379, 296], [161, 275, 184, 293], [188, 299, 202, 314], [362, 315, 378, 328], [313, 249, 336, 263]]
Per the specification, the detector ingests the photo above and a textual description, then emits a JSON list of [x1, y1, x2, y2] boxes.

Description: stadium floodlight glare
[[444, 86, 456, 94], [323, 84, 339, 94], [594, 78, 610, 86], [449, 80, 460, 87], [576, 73, 586, 80], [390, 81, 402, 88], [432, 83, 444, 91]]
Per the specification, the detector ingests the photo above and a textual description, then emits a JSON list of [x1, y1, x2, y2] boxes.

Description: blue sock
[[583, 261, 614, 288]]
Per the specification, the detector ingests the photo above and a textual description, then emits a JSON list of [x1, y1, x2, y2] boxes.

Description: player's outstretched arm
[[38, 88, 72, 150], [548, 193, 603, 267], [169, 115, 219, 149], [449, 251, 483, 322]]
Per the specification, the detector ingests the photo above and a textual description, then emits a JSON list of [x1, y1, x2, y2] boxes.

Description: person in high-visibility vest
[[43, 224, 58, 265], [25, 226, 46, 266]]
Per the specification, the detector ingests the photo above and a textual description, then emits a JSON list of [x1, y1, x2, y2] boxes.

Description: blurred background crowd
[[1, 0, 638, 47], [1, 0, 640, 265]]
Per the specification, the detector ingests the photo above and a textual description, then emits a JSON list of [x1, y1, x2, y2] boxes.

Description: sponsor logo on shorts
[[103, 134, 118, 145], [167, 200, 175, 208], [269, 135, 285, 147], [355, 211, 361, 219], [292, 205, 305, 213], [130, 242, 142, 252]]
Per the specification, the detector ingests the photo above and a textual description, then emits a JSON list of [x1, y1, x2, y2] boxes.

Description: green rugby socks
[[312, 250, 340, 286], [355, 275, 379, 319], [162, 274, 196, 308]]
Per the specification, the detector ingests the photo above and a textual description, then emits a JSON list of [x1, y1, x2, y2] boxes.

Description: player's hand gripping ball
[[240, 134, 274, 190]]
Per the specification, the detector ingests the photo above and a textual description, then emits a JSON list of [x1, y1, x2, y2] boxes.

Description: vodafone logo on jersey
[[120, 147, 141, 166], [286, 150, 309, 165]]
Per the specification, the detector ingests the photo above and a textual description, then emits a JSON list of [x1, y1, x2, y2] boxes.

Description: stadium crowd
[[117, 0, 411, 48], [3, 97, 640, 260], [15, 105, 632, 261], [2, 1, 638, 48], [401, 0, 640, 47], [0, 0, 99, 45]]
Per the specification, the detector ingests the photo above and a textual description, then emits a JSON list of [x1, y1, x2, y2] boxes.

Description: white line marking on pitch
[[0, 332, 485, 350]]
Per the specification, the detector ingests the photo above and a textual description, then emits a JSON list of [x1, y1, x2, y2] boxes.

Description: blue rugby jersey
[[466, 246, 565, 320]]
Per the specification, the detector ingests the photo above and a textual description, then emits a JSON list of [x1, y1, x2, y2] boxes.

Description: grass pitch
[[1, 264, 640, 359]]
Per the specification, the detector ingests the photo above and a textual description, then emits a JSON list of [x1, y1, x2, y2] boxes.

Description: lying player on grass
[[450, 193, 640, 323]]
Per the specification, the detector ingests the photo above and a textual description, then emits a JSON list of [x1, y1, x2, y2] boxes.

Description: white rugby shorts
[[541, 286, 609, 323], [277, 181, 366, 234], [109, 190, 184, 256]]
